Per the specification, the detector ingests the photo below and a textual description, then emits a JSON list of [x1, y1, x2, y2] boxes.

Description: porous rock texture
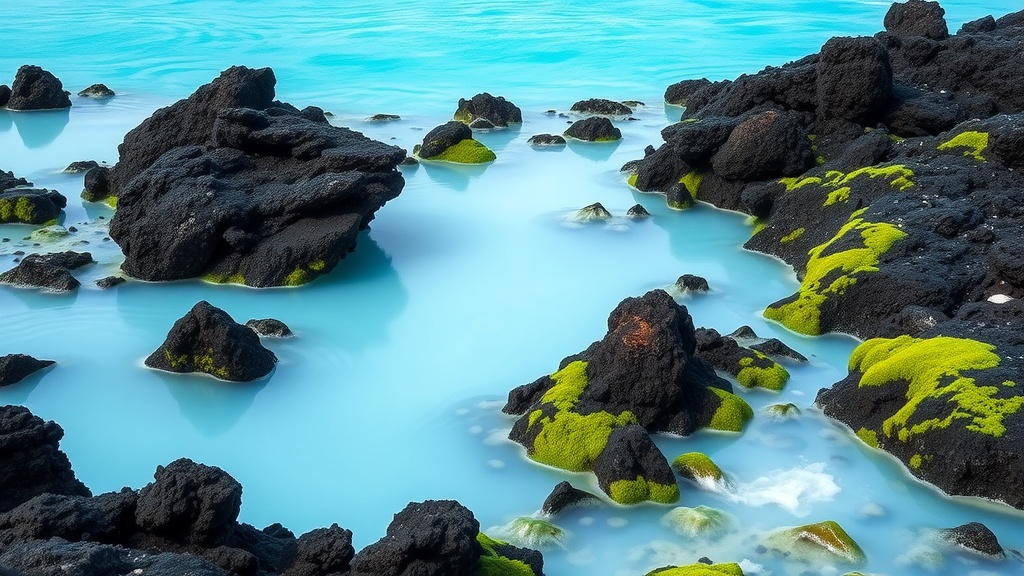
[[454, 92, 522, 128], [0, 406, 545, 576], [0, 354, 55, 387], [3, 65, 72, 110], [0, 188, 67, 225], [106, 66, 406, 287], [145, 300, 278, 382], [641, 0, 1024, 510], [0, 251, 93, 292]]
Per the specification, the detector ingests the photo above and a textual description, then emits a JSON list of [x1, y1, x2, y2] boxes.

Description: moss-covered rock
[[645, 562, 744, 576], [0, 189, 67, 225], [672, 452, 724, 484], [695, 328, 790, 391], [454, 93, 522, 128], [764, 403, 802, 420], [707, 387, 754, 432], [765, 520, 866, 565], [661, 506, 733, 538], [492, 518, 566, 550]]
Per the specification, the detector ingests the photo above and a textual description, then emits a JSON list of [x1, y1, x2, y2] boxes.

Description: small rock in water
[[765, 520, 866, 566], [749, 338, 808, 363], [5, 65, 72, 110], [366, 113, 400, 122], [0, 188, 68, 224], [499, 516, 567, 549], [468, 117, 495, 130], [697, 557, 714, 565], [672, 452, 724, 484], [0, 251, 93, 292], [0, 354, 56, 387], [246, 318, 293, 338], [625, 204, 650, 219], [857, 502, 886, 518], [571, 202, 612, 222], [77, 83, 115, 98], [95, 276, 126, 289], [527, 133, 566, 146], [541, 481, 600, 516], [454, 92, 522, 128], [399, 155, 419, 166], [62, 161, 100, 174], [563, 116, 621, 142], [727, 325, 758, 340], [939, 522, 1005, 558], [569, 98, 632, 117], [675, 274, 710, 293], [764, 403, 802, 420]]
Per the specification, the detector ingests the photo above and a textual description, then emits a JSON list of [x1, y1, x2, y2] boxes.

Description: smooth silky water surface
[[2, 1, 1022, 575]]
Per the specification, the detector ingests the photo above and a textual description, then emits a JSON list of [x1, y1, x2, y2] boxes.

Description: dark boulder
[[570, 98, 632, 117], [749, 339, 808, 363], [662, 116, 742, 165], [694, 328, 790, 391], [283, 524, 355, 576], [0, 188, 67, 224], [145, 301, 277, 382], [367, 114, 400, 122], [0, 251, 93, 292], [541, 481, 601, 516], [106, 66, 405, 286], [885, 84, 964, 136], [527, 133, 566, 146], [0, 84, 10, 107], [95, 276, 125, 289], [989, 115, 1024, 169], [0, 490, 137, 547], [592, 424, 679, 504], [4, 65, 72, 110], [77, 84, 115, 98], [959, 15, 997, 35], [1, 169, 31, 190], [245, 318, 293, 338], [626, 204, 650, 218], [349, 500, 480, 576], [664, 79, 714, 107], [416, 121, 473, 158], [710, 110, 815, 180], [0, 354, 55, 387], [564, 116, 621, 142], [454, 93, 522, 128], [816, 36, 892, 125], [134, 458, 242, 547], [0, 539, 136, 576], [81, 167, 111, 203], [883, 0, 948, 40], [0, 405, 90, 514], [939, 522, 1005, 557], [62, 161, 100, 174], [675, 274, 709, 293], [468, 117, 495, 130]]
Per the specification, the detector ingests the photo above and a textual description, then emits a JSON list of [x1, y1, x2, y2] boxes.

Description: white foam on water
[[726, 462, 840, 517]]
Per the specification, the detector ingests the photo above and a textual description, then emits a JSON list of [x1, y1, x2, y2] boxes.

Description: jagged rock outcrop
[[3, 65, 72, 110], [541, 482, 600, 516], [453, 92, 522, 128], [106, 66, 405, 286], [570, 98, 632, 117], [145, 301, 278, 382], [0, 251, 93, 292], [564, 116, 621, 142], [504, 289, 751, 504], [1, 169, 31, 190], [77, 84, 115, 98], [0, 354, 55, 387], [694, 328, 790, 391]]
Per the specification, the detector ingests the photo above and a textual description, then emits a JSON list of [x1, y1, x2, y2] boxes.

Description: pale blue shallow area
[[2, 1, 1023, 575]]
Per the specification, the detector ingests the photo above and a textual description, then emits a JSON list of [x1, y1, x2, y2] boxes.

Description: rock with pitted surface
[[81, 166, 112, 202], [0, 405, 90, 514], [145, 301, 277, 382], [570, 98, 632, 117], [77, 84, 115, 98], [4, 65, 72, 110], [527, 133, 566, 146], [63, 160, 100, 174], [0, 188, 67, 224], [675, 274, 709, 293], [939, 522, 1005, 558], [246, 318, 293, 338], [710, 110, 815, 181], [0, 354, 55, 387], [883, 0, 948, 39], [454, 92, 522, 128], [592, 424, 679, 504], [0, 251, 94, 292], [564, 117, 621, 142], [626, 204, 650, 218], [106, 66, 405, 286], [695, 328, 790, 391], [0, 84, 10, 107], [0, 490, 137, 547], [541, 482, 601, 516], [1, 169, 31, 190], [816, 36, 892, 125], [282, 524, 355, 576]]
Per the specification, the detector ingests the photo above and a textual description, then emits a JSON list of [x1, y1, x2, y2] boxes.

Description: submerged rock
[[626, 204, 650, 219], [672, 452, 724, 484], [4, 65, 72, 110], [938, 522, 1005, 558], [106, 66, 405, 287], [62, 160, 100, 174], [0, 188, 67, 224], [415, 121, 496, 163], [564, 116, 621, 142], [661, 506, 733, 538], [0, 354, 55, 387], [645, 562, 744, 576], [245, 318, 293, 337], [570, 98, 632, 117], [367, 113, 400, 122], [570, 202, 612, 222], [145, 301, 277, 382], [453, 92, 522, 128], [541, 481, 600, 516], [527, 133, 566, 146], [765, 520, 866, 565], [77, 83, 115, 98], [494, 516, 567, 550], [675, 274, 709, 293], [764, 402, 802, 420]]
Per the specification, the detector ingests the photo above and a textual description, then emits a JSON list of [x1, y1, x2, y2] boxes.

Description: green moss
[[164, 350, 189, 370], [909, 454, 923, 469], [541, 361, 588, 410], [851, 335, 1023, 441], [594, 135, 621, 142], [501, 517, 566, 549], [309, 259, 326, 272], [765, 402, 801, 419], [15, 197, 36, 222], [662, 506, 733, 538], [764, 213, 907, 335], [831, 165, 914, 192], [672, 452, 724, 482], [823, 187, 851, 206], [431, 138, 496, 164], [284, 267, 314, 286], [707, 387, 753, 432], [163, 348, 231, 380], [766, 520, 866, 565], [627, 173, 638, 188], [779, 176, 822, 191], [29, 225, 69, 240], [937, 130, 989, 161], [478, 532, 537, 576], [749, 217, 768, 236], [607, 475, 680, 505], [453, 109, 473, 124], [203, 272, 246, 285], [679, 171, 703, 199], [855, 428, 879, 449], [780, 228, 805, 243], [528, 409, 637, 471], [736, 352, 790, 391], [646, 562, 744, 576], [103, 196, 118, 209]]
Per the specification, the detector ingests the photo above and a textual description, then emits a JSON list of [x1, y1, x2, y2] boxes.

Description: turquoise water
[[2, 1, 1023, 575]]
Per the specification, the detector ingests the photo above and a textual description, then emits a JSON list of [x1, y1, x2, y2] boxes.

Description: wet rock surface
[[3, 65, 72, 110], [454, 92, 522, 128], [0, 188, 67, 225], [246, 318, 293, 337], [77, 83, 115, 98], [0, 251, 93, 292], [0, 354, 55, 387], [541, 481, 601, 516], [564, 116, 621, 142], [570, 98, 632, 117], [106, 66, 405, 287]]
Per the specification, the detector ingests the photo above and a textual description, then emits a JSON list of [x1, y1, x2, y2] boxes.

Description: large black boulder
[[349, 500, 481, 576], [883, 0, 948, 39], [454, 93, 522, 128], [816, 36, 892, 125], [106, 66, 405, 286], [145, 301, 277, 382], [564, 116, 621, 142], [4, 65, 72, 110], [939, 522, 1005, 557], [710, 110, 815, 180], [0, 406, 90, 514], [0, 354, 55, 387], [0, 490, 137, 547], [0, 188, 67, 224], [416, 121, 473, 158], [592, 425, 678, 505]]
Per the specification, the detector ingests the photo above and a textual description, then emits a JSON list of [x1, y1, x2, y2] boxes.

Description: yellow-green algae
[[855, 428, 879, 449], [282, 260, 325, 287], [779, 164, 914, 208], [850, 335, 1023, 441], [431, 138, 496, 164], [203, 272, 246, 285], [103, 196, 118, 209], [765, 402, 802, 419], [646, 562, 744, 576], [707, 387, 754, 432], [608, 475, 679, 505], [763, 211, 907, 335], [672, 452, 724, 482], [662, 505, 733, 538], [627, 173, 638, 187], [937, 130, 988, 161], [478, 533, 536, 576], [163, 349, 231, 380], [502, 517, 566, 549], [0, 196, 41, 224], [766, 520, 866, 565], [780, 228, 805, 243], [736, 351, 790, 391], [680, 171, 703, 199]]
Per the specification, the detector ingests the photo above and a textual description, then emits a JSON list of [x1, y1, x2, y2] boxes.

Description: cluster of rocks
[[619, 0, 1024, 509], [0, 170, 67, 226], [0, 250, 93, 292], [0, 404, 545, 576], [0, 65, 114, 111]]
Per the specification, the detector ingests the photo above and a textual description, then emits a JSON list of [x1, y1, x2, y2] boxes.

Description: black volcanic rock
[[939, 522, 1005, 557], [0, 251, 93, 292], [541, 481, 601, 516], [350, 500, 480, 576], [675, 274, 709, 293], [0, 354, 55, 387], [454, 92, 522, 128], [145, 301, 277, 382], [664, 79, 715, 107], [710, 110, 815, 180], [564, 116, 621, 142], [62, 161, 100, 174], [592, 424, 678, 505], [283, 524, 355, 576], [77, 84, 115, 98], [527, 133, 566, 146], [570, 98, 632, 117], [0, 188, 67, 224], [884, 0, 948, 39], [816, 36, 892, 125], [0, 84, 10, 107], [246, 318, 293, 338], [415, 121, 473, 158], [135, 458, 242, 548], [0, 405, 90, 514], [81, 166, 111, 202], [106, 66, 405, 286], [0, 490, 137, 547], [1, 169, 31, 190], [4, 65, 72, 110]]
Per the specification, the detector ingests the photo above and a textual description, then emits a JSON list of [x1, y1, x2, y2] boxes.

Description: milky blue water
[[3, 1, 1023, 575]]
